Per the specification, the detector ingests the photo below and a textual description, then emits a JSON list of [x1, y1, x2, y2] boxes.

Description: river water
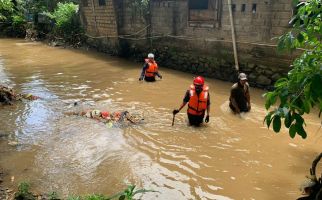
[[0, 38, 321, 200]]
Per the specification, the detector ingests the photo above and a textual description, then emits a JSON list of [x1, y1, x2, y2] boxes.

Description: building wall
[[79, 0, 298, 88], [148, 0, 293, 43], [79, 0, 293, 44], [116, 0, 148, 36], [79, 0, 119, 53]]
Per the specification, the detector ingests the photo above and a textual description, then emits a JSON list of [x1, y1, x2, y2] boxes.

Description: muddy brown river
[[0, 38, 321, 200]]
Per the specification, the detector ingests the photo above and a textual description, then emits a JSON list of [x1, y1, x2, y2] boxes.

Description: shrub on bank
[[9, 182, 156, 200], [45, 2, 85, 46], [0, 0, 26, 37]]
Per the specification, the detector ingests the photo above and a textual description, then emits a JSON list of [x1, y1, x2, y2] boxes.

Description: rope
[[85, 32, 282, 48]]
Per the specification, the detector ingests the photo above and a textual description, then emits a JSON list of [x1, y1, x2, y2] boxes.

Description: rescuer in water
[[172, 76, 210, 126], [139, 53, 162, 82]]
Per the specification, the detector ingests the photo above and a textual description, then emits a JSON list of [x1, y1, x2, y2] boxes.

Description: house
[[79, 0, 299, 87]]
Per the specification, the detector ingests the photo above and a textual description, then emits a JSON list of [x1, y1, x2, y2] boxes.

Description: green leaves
[[0, 0, 15, 21], [50, 2, 78, 29], [264, 0, 322, 139], [297, 32, 304, 43], [284, 111, 292, 128], [107, 184, 157, 200], [273, 115, 282, 133], [264, 92, 277, 110], [289, 124, 297, 138], [264, 111, 274, 128]]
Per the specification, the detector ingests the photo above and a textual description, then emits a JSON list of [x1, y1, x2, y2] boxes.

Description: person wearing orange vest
[[139, 53, 162, 82], [173, 76, 210, 126]]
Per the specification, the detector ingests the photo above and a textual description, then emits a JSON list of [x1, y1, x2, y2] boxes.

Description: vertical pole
[[227, 0, 239, 72], [91, 0, 98, 35], [147, 0, 152, 47]]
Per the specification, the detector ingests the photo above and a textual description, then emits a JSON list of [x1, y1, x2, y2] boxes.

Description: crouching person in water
[[229, 73, 251, 114], [173, 76, 210, 126], [65, 109, 143, 127]]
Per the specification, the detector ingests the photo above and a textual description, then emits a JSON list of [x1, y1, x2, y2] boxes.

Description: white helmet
[[148, 53, 154, 58]]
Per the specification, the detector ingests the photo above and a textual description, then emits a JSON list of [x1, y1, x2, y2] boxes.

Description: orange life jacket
[[144, 59, 158, 77], [187, 84, 209, 116]]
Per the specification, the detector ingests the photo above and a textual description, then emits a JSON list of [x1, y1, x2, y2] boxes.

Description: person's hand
[[173, 109, 179, 115], [205, 115, 209, 123], [139, 77, 143, 81], [159, 75, 163, 79]]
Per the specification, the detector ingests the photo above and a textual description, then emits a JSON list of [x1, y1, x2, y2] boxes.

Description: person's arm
[[173, 91, 189, 114], [204, 93, 210, 122], [245, 84, 251, 110], [178, 102, 187, 112], [139, 63, 148, 80], [206, 93, 210, 116], [155, 71, 162, 79]]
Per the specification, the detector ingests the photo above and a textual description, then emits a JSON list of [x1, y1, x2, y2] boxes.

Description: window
[[99, 0, 106, 6], [83, 0, 88, 7], [188, 0, 222, 28], [231, 4, 236, 12], [189, 0, 208, 10], [252, 3, 257, 13], [241, 4, 246, 12]]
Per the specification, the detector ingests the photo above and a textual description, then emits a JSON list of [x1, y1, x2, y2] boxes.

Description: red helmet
[[193, 76, 204, 85]]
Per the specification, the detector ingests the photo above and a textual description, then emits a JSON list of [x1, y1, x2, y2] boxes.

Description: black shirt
[[230, 82, 249, 111]]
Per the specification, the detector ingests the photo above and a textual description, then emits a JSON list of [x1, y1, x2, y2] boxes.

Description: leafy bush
[[15, 181, 35, 200], [0, 0, 26, 37], [264, 0, 322, 138], [45, 2, 84, 44], [0, 0, 14, 21]]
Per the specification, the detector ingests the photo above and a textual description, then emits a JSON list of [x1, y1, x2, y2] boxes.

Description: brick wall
[[80, 0, 118, 37], [79, 0, 297, 87], [80, 0, 293, 43]]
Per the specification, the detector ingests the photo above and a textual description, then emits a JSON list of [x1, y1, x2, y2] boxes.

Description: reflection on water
[[0, 39, 321, 200]]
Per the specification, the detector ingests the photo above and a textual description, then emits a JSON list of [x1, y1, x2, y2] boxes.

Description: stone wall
[[79, 0, 299, 88], [118, 36, 298, 88]]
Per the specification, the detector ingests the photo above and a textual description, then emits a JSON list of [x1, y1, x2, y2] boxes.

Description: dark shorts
[[144, 76, 156, 82], [187, 113, 204, 126], [229, 102, 249, 112]]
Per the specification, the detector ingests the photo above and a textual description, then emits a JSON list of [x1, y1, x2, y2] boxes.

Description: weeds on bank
[[66, 196, 81, 200], [14, 182, 156, 200], [48, 191, 60, 200], [15, 181, 34, 200], [107, 184, 157, 200]]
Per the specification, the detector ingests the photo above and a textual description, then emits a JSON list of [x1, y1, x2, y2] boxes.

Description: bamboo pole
[[227, 0, 239, 72]]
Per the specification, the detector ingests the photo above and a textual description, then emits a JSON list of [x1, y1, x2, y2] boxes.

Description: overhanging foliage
[[264, 0, 322, 139]]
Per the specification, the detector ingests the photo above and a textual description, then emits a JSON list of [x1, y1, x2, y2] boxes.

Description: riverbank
[[0, 168, 14, 200], [0, 167, 6, 200]]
